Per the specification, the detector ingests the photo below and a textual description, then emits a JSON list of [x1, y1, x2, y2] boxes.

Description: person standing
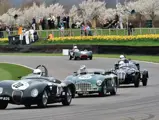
[[24, 28, 30, 45], [29, 27, 35, 43], [18, 25, 23, 44]]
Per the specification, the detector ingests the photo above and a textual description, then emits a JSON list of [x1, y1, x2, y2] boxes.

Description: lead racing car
[[0, 65, 75, 109], [69, 46, 93, 60], [114, 59, 149, 87], [65, 65, 118, 97]]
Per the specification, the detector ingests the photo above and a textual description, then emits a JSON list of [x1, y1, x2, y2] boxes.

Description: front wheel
[[62, 87, 72, 106], [37, 90, 48, 108], [89, 56, 93, 60], [134, 74, 140, 87], [99, 82, 107, 97], [110, 80, 117, 95], [0, 101, 8, 109]]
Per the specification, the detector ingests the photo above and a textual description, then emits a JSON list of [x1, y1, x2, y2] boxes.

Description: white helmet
[[73, 46, 78, 49], [120, 55, 125, 59], [33, 69, 42, 74]]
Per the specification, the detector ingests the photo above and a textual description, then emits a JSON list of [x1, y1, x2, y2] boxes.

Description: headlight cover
[[96, 80, 102, 86], [31, 89, 38, 97], [0, 87, 3, 94]]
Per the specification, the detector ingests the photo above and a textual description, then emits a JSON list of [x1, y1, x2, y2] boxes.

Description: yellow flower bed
[[0, 38, 8, 41], [48, 34, 159, 41]]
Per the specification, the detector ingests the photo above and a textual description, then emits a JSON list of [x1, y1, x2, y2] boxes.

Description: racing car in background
[[69, 45, 93, 60], [0, 65, 75, 109], [114, 59, 149, 87], [65, 65, 118, 97]]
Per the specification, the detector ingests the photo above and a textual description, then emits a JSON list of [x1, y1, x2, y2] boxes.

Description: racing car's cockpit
[[119, 62, 137, 69]]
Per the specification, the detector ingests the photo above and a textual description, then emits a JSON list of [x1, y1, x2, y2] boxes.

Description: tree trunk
[[92, 17, 97, 29]]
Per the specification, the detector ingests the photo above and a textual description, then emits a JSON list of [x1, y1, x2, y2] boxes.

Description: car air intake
[[12, 91, 23, 104]]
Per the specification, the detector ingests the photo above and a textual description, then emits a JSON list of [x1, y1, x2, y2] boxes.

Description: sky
[[9, 0, 126, 8]]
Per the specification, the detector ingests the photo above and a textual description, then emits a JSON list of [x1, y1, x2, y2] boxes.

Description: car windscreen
[[119, 63, 137, 69]]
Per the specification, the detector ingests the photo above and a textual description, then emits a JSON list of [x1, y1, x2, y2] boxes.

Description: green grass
[[33, 39, 159, 46], [0, 53, 159, 63], [0, 63, 32, 80]]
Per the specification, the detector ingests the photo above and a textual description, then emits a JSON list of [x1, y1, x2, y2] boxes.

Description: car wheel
[[78, 94, 83, 97], [74, 56, 77, 60], [142, 78, 148, 86], [89, 56, 92, 60], [69, 56, 72, 60], [99, 82, 107, 97], [0, 101, 8, 109], [110, 80, 117, 95], [62, 87, 72, 106], [37, 90, 48, 108], [24, 104, 31, 108], [134, 74, 140, 87]]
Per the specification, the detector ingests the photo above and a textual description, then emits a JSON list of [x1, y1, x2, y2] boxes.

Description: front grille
[[81, 55, 88, 58], [12, 91, 23, 104], [76, 83, 92, 91]]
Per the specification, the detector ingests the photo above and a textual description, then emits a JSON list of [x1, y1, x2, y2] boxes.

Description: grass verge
[[0, 63, 32, 80]]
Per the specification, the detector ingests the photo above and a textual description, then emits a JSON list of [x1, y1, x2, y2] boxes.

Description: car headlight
[[96, 80, 102, 86], [31, 89, 38, 97], [0, 87, 3, 94]]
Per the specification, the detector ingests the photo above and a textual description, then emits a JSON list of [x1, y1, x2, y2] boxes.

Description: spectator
[[86, 24, 92, 36], [29, 27, 35, 43], [18, 25, 23, 42], [32, 17, 36, 30], [24, 28, 30, 45], [128, 23, 134, 35]]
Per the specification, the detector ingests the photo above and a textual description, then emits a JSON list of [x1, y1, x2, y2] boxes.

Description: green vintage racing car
[[65, 65, 118, 97]]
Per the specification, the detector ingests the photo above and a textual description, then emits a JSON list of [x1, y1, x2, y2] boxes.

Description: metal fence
[[1, 28, 159, 39]]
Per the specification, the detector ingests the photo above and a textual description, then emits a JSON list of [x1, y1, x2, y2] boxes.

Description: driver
[[33, 69, 42, 76], [73, 46, 79, 52], [118, 55, 129, 65], [78, 65, 87, 74]]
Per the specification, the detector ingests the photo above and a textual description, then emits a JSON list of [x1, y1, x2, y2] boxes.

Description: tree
[[0, 0, 12, 15], [78, 0, 107, 28]]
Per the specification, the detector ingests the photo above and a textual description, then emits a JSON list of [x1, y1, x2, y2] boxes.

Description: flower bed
[[1, 34, 159, 46]]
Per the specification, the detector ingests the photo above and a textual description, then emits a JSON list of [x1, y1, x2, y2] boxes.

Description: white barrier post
[[62, 49, 69, 56]]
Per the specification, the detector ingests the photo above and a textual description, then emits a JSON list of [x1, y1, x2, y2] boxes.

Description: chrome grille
[[117, 72, 126, 82], [76, 83, 92, 91], [12, 91, 23, 104]]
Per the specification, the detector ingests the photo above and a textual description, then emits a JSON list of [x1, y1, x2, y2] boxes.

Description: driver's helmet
[[33, 69, 42, 75], [73, 46, 78, 49], [120, 55, 126, 60], [79, 65, 87, 73], [119, 60, 124, 65]]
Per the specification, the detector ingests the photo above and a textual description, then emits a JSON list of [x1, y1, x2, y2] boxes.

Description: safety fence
[[1, 28, 159, 39]]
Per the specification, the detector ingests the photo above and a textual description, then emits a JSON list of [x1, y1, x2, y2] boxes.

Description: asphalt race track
[[0, 56, 159, 120]]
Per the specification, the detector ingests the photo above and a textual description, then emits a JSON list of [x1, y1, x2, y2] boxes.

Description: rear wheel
[[24, 104, 31, 108], [0, 101, 8, 109], [89, 56, 92, 60], [142, 78, 148, 86], [62, 87, 72, 106], [78, 94, 83, 97], [37, 90, 48, 108]]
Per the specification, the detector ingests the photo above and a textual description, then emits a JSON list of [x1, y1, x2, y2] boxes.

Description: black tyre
[[134, 74, 140, 87], [99, 82, 107, 97], [0, 101, 8, 109], [37, 90, 48, 108], [74, 56, 77, 60], [142, 78, 148, 86], [78, 94, 83, 97], [69, 56, 72, 60], [62, 87, 72, 106], [110, 80, 117, 95], [24, 104, 31, 108], [89, 56, 92, 60]]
